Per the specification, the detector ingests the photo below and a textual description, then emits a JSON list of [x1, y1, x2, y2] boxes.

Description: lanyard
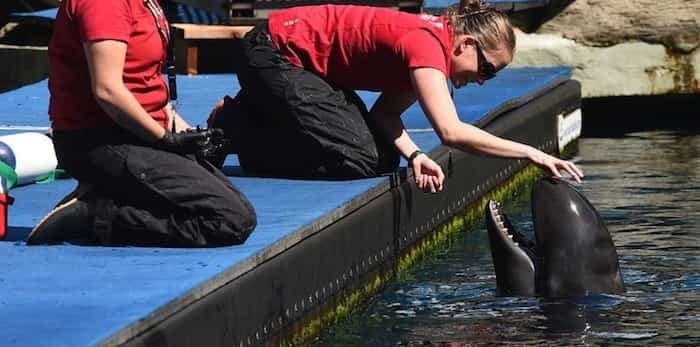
[[144, 0, 169, 43], [144, 0, 177, 104]]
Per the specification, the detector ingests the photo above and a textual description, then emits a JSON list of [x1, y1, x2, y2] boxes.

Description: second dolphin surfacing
[[485, 178, 625, 298]]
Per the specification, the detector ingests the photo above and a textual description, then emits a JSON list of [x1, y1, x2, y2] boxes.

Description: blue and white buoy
[[0, 132, 57, 187]]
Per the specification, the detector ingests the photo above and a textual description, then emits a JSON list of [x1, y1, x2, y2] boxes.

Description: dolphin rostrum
[[485, 177, 625, 298]]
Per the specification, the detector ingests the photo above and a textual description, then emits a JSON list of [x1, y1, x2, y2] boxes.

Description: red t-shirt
[[48, 0, 170, 130], [268, 5, 454, 92]]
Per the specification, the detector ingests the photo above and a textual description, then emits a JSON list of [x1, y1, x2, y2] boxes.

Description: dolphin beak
[[485, 200, 537, 296]]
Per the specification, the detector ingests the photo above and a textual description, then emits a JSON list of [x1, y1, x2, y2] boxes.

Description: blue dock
[[0, 1, 581, 345], [0, 67, 581, 346]]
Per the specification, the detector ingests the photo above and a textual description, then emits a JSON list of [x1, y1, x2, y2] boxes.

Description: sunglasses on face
[[475, 42, 497, 81]]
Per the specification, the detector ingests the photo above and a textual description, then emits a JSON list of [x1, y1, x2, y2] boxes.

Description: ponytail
[[446, 0, 516, 53]]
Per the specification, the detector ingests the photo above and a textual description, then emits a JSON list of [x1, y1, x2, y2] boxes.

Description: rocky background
[[537, 0, 700, 53], [511, 0, 700, 97]]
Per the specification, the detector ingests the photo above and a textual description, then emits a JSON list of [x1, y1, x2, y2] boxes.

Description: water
[[317, 130, 700, 346]]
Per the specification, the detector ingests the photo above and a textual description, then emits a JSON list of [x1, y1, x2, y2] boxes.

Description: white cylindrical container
[[0, 132, 57, 186]]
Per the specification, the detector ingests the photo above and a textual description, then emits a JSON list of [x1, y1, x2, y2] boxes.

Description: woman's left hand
[[412, 154, 445, 193]]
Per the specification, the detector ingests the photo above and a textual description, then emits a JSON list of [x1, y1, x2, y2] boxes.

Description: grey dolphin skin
[[485, 177, 625, 298]]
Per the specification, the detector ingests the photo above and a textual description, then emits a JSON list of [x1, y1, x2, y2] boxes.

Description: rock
[[511, 0, 700, 97], [511, 31, 700, 97], [537, 0, 700, 53]]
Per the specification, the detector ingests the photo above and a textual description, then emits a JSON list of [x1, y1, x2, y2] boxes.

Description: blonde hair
[[445, 0, 516, 53]]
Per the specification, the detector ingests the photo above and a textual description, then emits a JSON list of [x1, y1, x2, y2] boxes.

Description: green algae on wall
[[282, 164, 547, 346]]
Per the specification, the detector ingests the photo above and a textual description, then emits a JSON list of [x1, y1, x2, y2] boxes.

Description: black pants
[[214, 24, 399, 179], [52, 128, 256, 247]]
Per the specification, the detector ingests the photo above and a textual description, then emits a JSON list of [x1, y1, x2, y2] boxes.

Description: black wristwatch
[[408, 149, 423, 165]]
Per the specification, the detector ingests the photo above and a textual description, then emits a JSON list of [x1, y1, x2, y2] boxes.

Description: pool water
[[317, 130, 700, 346]]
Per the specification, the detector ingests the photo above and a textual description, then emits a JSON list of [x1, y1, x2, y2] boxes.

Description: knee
[[236, 203, 257, 237], [215, 194, 257, 246]]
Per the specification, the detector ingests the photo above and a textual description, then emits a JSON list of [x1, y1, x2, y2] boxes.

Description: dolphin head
[[486, 178, 625, 298], [532, 178, 625, 298]]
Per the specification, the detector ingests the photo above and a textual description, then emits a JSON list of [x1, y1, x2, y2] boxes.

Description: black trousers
[[214, 24, 399, 179], [52, 128, 256, 247]]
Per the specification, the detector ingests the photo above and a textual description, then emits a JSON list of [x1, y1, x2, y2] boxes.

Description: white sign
[[557, 108, 582, 153]]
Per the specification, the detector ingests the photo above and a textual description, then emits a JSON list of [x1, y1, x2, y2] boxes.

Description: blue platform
[[0, 66, 572, 346], [9, 8, 58, 21]]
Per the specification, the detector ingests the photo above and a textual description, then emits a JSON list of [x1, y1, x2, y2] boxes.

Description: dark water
[[317, 130, 700, 346]]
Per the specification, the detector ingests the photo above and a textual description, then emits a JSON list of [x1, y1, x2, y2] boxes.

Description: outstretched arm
[[410, 67, 583, 182]]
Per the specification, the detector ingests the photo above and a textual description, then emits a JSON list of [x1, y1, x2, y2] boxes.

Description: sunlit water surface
[[317, 130, 700, 346]]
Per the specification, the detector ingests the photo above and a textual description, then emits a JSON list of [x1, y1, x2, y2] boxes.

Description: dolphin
[[485, 177, 625, 298]]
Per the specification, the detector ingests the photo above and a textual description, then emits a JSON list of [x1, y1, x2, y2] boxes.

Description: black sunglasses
[[475, 42, 497, 81]]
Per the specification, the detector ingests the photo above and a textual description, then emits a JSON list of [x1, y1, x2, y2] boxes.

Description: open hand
[[527, 147, 583, 183]]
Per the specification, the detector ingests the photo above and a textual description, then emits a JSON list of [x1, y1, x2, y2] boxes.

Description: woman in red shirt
[[28, 0, 256, 246], [210, 0, 582, 191]]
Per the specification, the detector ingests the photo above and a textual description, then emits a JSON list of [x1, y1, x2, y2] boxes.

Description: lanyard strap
[[144, 0, 177, 104], [167, 25, 177, 103]]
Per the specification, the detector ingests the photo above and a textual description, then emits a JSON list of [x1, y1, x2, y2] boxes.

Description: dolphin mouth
[[485, 200, 538, 296], [486, 200, 537, 261]]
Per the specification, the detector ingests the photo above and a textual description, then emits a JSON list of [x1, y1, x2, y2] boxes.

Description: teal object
[[0, 160, 18, 190]]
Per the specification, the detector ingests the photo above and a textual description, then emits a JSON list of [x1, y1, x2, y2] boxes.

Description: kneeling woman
[[29, 0, 256, 247], [210, 0, 583, 190]]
